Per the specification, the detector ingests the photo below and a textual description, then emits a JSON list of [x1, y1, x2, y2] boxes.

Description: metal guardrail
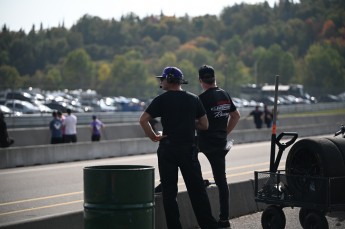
[[5, 102, 345, 128]]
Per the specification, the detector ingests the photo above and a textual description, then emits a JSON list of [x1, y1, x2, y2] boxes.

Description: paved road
[[0, 134, 337, 227]]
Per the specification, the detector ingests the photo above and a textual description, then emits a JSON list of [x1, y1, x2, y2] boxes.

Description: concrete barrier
[[0, 180, 266, 229], [1, 114, 344, 169], [6, 113, 344, 147], [0, 138, 157, 169], [7, 123, 147, 147]]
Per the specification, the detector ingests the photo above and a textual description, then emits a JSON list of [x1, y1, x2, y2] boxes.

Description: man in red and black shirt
[[197, 65, 241, 228]]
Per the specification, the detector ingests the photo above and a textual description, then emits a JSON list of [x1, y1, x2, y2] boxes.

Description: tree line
[[0, 0, 344, 99]]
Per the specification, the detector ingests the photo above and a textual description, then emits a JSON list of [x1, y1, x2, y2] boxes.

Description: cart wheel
[[299, 208, 311, 228], [303, 210, 328, 229], [261, 205, 286, 229]]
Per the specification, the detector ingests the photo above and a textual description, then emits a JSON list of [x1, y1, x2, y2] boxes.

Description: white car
[[0, 104, 13, 115], [5, 100, 40, 114]]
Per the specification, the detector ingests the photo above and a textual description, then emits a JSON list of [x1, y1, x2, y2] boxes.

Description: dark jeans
[[255, 120, 263, 129], [202, 148, 230, 220], [51, 137, 63, 144], [64, 134, 77, 143], [157, 143, 217, 229], [91, 134, 100, 141]]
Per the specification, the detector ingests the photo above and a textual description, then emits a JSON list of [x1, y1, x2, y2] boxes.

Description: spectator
[[263, 104, 273, 128], [90, 115, 104, 141], [0, 111, 14, 148], [49, 111, 63, 144], [139, 66, 218, 229], [197, 65, 241, 228], [247, 105, 263, 129], [63, 109, 77, 143], [57, 110, 65, 142]]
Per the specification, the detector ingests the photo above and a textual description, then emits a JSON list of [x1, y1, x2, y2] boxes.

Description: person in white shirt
[[63, 108, 77, 143]]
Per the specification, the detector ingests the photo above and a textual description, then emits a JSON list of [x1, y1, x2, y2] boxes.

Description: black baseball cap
[[198, 65, 215, 79]]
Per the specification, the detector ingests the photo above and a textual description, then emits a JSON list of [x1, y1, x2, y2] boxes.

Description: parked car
[[33, 101, 53, 113], [3, 91, 33, 102], [44, 101, 76, 113], [5, 100, 40, 114], [0, 104, 14, 115]]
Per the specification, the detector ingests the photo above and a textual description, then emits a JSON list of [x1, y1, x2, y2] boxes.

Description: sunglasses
[[159, 78, 166, 82]]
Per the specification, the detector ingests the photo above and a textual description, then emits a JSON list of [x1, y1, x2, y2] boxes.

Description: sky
[[0, 0, 289, 33]]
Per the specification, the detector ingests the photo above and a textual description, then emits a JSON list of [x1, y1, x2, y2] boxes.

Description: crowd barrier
[[1, 114, 343, 169], [6, 113, 345, 147]]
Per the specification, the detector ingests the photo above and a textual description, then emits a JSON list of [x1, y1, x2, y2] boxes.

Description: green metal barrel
[[83, 165, 155, 229]]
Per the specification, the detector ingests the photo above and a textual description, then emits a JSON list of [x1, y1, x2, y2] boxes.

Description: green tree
[[109, 53, 149, 97], [0, 65, 23, 89], [62, 49, 95, 89], [253, 44, 295, 85], [304, 43, 345, 94]]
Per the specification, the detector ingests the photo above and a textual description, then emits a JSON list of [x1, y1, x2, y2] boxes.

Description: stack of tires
[[285, 137, 345, 204], [285, 137, 345, 228]]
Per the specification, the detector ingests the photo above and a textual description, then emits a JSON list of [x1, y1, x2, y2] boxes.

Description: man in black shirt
[[139, 66, 218, 229], [248, 105, 264, 129], [197, 65, 241, 228]]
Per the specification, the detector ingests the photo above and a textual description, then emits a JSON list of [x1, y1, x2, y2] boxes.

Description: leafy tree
[[62, 49, 95, 89], [304, 43, 345, 94], [109, 53, 149, 97], [9, 39, 36, 75], [0, 65, 23, 89], [253, 44, 295, 85], [1, 0, 345, 97]]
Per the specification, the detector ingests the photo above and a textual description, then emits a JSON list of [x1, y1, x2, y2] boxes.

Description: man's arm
[[139, 112, 163, 142], [227, 110, 241, 135], [196, 114, 209, 130]]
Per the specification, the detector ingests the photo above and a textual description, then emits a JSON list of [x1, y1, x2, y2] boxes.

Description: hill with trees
[[0, 0, 344, 99]]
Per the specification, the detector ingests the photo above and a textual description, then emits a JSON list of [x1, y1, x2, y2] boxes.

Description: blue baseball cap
[[156, 66, 188, 84]]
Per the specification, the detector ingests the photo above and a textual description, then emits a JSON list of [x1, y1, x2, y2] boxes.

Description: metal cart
[[254, 75, 345, 228]]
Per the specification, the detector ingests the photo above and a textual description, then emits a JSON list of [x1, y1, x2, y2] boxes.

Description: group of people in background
[[49, 109, 103, 144], [247, 104, 275, 129]]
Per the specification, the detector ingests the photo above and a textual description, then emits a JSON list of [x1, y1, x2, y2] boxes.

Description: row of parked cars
[[0, 89, 146, 116], [1, 88, 344, 116], [232, 92, 345, 108]]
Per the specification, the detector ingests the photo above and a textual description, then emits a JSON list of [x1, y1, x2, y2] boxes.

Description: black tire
[[261, 205, 286, 229], [324, 138, 345, 203], [286, 138, 345, 177], [299, 208, 310, 228], [285, 138, 345, 202], [325, 137, 345, 164], [303, 210, 329, 229]]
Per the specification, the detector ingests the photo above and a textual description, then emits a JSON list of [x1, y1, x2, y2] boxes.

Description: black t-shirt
[[250, 110, 263, 123], [145, 90, 206, 145], [197, 87, 237, 149]]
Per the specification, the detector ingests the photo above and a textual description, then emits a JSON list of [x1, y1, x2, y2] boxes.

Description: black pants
[[51, 137, 63, 144], [91, 134, 100, 141], [64, 134, 77, 143], [202, 148, 230, 220], [157, 143, 217, 229]]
